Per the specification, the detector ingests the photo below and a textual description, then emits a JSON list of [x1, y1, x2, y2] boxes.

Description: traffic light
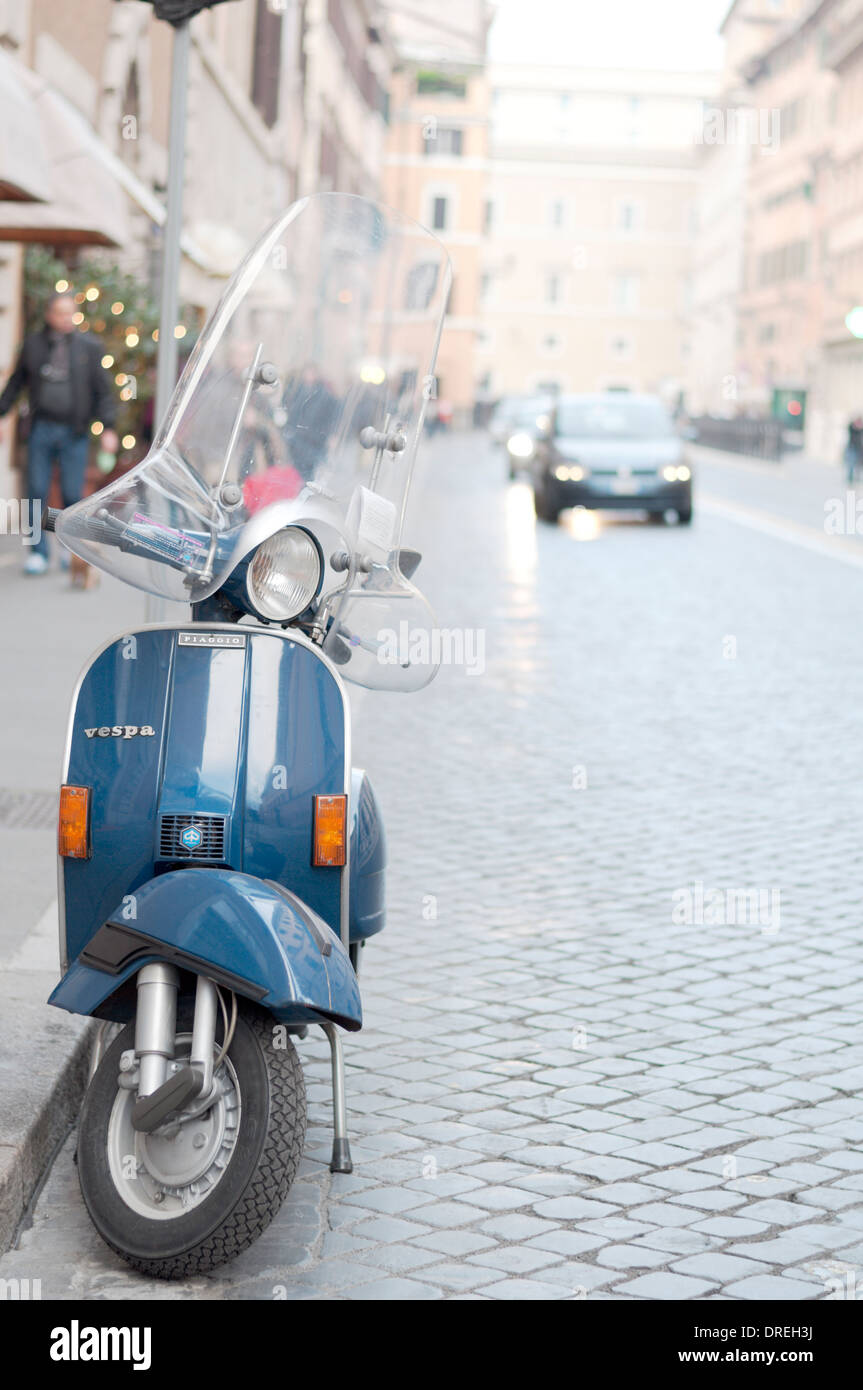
[[846, 306, 863, 339]]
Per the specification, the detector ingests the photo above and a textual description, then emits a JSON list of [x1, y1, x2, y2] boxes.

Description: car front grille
[[588, 467, 659, 478], [157, 813, 227, 862]]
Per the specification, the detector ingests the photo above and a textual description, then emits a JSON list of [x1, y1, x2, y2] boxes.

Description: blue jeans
[[26, 418, 89, 558]]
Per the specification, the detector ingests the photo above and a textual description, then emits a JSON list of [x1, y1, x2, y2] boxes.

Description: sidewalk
[[0, 545, 148, 1249], [689, 442, 862, 544]]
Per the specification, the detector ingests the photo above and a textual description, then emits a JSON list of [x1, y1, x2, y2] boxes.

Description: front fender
[[48, 868, 361, 1030]]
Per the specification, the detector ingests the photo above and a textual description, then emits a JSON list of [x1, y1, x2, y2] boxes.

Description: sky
[[487, 0, 730, 71]]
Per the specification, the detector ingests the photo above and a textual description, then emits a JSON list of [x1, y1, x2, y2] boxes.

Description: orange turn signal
[[312, 794, 347, 867], [58, 785, 91, 859]]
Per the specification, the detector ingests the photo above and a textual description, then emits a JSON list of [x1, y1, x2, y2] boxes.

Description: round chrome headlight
[[246, 527, 321, 621]]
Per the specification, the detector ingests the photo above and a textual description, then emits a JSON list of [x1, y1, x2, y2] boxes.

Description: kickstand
[[320, 1021, 352, 1173]]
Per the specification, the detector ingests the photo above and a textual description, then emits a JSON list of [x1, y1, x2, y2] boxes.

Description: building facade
[[733, 1, 836, 440], [381, 0, 491, 427], [479, 64, 716, 407], [0, 0, 395, 498], [809, 0, 863, 462], [693, 0, 863, 463], [687, 0, 791, 417]]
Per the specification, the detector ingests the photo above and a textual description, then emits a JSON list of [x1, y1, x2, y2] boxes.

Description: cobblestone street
[[4, 432, 863, 1300]]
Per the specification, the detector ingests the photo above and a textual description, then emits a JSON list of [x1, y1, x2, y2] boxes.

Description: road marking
[[699, 492, 863, 571]]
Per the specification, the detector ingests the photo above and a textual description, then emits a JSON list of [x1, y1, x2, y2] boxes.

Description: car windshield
[[510, 401, 549, 427], [556, 398, 672, 439]]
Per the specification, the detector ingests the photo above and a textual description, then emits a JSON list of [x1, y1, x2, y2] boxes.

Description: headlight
[[554, 464, 585, 482], [247, 527, 321, 621], [507, 431, 535, 459], [662, 465, 691, 482]]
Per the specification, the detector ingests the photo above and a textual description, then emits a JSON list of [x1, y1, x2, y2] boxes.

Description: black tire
[[533, 483, 559, 524], [677, 504, 693, 525], [648, 511, 666, 524], [77, 999, 306, 1279]]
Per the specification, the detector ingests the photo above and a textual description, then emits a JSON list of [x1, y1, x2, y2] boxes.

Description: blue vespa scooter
[[43, 193, 450, 1278]]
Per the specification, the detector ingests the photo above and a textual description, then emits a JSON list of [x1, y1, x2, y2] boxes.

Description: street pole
[[146, 19, 191, 623]]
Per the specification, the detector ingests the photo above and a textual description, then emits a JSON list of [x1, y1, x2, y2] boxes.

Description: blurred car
[[531, 392, 692, 525], [488, 394, 552, 452], [501, 399, 554, 479]]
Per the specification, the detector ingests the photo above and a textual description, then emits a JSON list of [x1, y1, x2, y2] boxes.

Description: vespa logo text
[[84, 726, 156, 740]]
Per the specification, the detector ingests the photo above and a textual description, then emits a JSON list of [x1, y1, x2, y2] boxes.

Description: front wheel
[[77, 1000, 306, 1279]]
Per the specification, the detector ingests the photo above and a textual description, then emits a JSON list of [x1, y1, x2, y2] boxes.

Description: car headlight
[[662, 465, 691, 482], [246, 526, 322, 621], [507, 431, 535, 459], [554, 464, 585, 482]]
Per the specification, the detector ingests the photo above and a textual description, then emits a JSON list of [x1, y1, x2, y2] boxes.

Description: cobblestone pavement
[[4, 433, 863, 1300]]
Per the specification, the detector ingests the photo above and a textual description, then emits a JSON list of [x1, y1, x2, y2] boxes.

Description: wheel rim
[[106, 1033, 241, 1221]]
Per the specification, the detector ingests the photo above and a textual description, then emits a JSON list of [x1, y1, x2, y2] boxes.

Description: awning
[[0, 50, 52, 202], [0, 65, 130, 246]]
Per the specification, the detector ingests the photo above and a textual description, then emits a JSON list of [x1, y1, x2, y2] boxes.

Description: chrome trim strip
[[58, 621, 353, 970]]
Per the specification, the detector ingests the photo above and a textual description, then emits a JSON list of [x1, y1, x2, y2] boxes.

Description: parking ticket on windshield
[[347, 486, 397, 557]]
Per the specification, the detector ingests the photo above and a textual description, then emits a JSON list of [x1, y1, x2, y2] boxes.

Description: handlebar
[[40, 504, 195, 576]]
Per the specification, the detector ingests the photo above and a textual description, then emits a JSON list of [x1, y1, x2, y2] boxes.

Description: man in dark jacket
[[0, 292, 118, 573]]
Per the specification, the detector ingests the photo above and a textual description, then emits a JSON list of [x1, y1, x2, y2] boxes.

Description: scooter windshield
[[56, 194, 450, 689]]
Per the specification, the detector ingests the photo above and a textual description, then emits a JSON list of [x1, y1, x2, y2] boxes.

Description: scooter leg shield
[[48, 868, 362, 1032]]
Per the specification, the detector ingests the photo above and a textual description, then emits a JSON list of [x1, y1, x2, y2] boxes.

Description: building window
[[616, 199, 643, 234], [779, 96, 804, 142], [417, 71, 467, 99], [546, 273, 562, 303], [423, 126, 463, 156], [431, 196, 449, 231], [480, 272, 491, 302], [251, 0, 282, 128], [609, 333, 634, 360], [319, 126, 339, 192], [483, 199, 494, 234], [404, 261, 440, 311], [540, 332, 564, 356], [550, 200, 565, 228], [613, 274, 640, 311], [757, 239, 810, 286]]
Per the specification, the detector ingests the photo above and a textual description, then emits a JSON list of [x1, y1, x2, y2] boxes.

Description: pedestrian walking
[[845, 415, 863, 484], [0, 291, 118, 575]]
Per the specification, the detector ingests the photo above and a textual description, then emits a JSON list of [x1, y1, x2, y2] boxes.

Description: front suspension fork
[[123, 966, 353, 1170], [129, 966, 218, 1133]]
